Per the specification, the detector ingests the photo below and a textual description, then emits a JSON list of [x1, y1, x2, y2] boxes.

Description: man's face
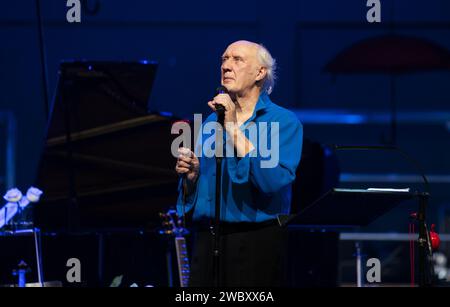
[[221, 41, 262, 94]]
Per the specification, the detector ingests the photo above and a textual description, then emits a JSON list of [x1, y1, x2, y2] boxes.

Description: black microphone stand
[[213, 107, 225, 288], [35, 0, 50, 120]]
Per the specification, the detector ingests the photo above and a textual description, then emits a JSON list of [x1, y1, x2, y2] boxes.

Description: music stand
[[0, 228, 44, 287], [278, 188, 432, 287]]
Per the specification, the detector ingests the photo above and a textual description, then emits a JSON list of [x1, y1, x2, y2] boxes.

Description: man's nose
[[221, 60, 232, 72], [222, 67, 231, 74]]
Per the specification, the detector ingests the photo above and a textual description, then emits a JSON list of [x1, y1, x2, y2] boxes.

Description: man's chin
[[226, 89, 238, 96], [220, 84, 233, 92]]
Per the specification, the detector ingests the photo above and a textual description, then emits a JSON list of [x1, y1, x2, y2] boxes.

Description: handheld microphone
[[215, 86, 227, 125]]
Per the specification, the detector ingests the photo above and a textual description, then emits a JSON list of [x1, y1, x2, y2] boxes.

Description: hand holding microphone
[[214, 86, 226, 123], [207, 86, 237, 127]]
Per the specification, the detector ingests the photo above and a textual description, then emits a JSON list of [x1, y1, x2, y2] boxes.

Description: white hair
[[256, 44, 277, 95]]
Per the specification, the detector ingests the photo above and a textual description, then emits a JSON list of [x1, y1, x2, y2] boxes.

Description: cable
[[35, 0, 50, 120]]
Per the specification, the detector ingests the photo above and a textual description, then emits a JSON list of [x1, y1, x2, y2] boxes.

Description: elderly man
[[175, 40, 303, 287]]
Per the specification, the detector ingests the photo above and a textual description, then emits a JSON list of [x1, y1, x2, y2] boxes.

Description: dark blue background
[[1, 0, 449, 285]]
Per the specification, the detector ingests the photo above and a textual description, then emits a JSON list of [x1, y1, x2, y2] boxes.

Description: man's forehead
[[223, 41, 259, 57]]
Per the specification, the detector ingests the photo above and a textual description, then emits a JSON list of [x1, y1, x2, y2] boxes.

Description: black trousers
[[188, 220, 287, 287]]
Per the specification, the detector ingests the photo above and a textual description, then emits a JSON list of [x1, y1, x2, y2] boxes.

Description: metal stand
[[212, 155, 223, 287], [1, 228, 44, 287], [355, 242, 364, 288], [33, 228, 44, 286], [279, 188, 434, 287], [417, 193, 433, 287], [212, 113, 224, 288]]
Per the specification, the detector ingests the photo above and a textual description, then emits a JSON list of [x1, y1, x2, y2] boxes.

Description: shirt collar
[[246, 93, 271, 123]]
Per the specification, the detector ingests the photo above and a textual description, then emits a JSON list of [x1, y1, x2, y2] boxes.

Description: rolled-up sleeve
[[227, 113, 303, 194]]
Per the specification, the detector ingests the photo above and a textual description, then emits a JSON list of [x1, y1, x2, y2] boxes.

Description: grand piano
[[34, 61, 179, 233]]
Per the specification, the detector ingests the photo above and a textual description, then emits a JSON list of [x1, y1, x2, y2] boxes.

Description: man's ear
[[255, 67, 267, 82]]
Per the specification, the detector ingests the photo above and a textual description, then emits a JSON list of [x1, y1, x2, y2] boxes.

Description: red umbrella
[[324, 34, 450, 144]]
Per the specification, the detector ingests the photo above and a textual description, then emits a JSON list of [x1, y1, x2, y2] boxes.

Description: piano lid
[[47, 60, 158, 139], [34, 61, 180, 232]]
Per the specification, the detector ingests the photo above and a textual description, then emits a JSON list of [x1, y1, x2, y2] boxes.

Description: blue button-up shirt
[[177, 93, 303, 223]]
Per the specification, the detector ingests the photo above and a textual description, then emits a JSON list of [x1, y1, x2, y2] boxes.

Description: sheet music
[[334, 188, 411, 193], [367, 188, 410, 192]]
